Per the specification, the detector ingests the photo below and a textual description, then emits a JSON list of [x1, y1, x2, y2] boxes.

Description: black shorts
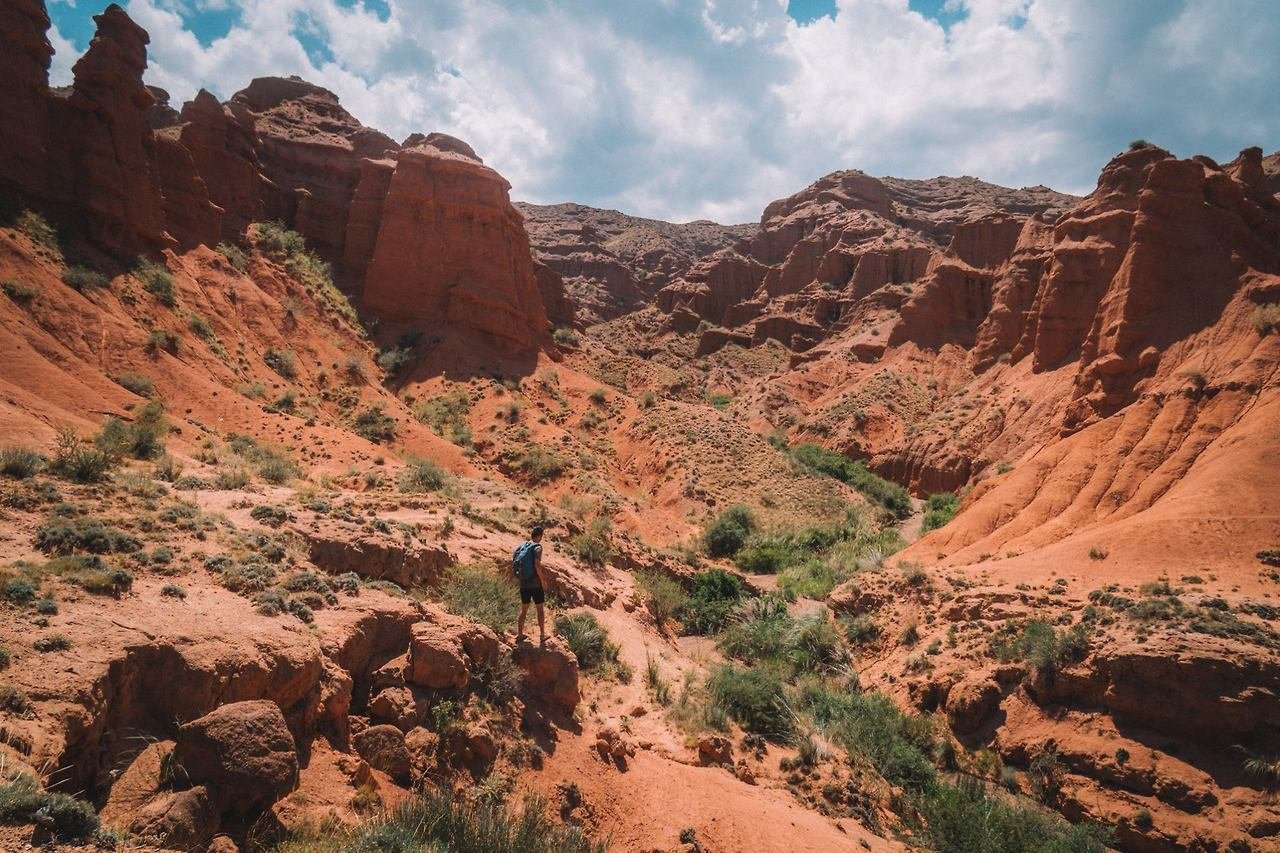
[[520, 586, 545, 604]]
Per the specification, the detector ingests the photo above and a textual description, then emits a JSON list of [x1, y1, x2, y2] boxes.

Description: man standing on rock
[[514, 525, 548, 645]]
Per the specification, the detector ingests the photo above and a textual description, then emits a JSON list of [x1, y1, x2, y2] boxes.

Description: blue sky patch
[[908, 0, 968, 30], [787, 0, 837, 26]]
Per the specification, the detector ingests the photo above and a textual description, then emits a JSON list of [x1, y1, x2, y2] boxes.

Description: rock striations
[[0, 2, 566, 354]]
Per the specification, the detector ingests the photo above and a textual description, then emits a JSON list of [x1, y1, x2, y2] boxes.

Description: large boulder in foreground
[[173, 700, 298, 816], [353, 724, 412, 784], [407, 621, 471, 690], [512, 637, 580, 712]]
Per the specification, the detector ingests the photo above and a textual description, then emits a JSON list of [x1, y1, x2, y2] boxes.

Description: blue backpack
[[512, 541, 538, 582]]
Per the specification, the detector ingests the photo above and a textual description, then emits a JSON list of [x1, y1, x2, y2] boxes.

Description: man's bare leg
[[517, 601, 529, 641], [536, 602, 546, 644]]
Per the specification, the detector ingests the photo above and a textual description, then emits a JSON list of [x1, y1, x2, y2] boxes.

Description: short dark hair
[[531, 525, 544, 539]]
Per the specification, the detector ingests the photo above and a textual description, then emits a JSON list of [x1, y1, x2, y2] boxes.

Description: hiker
[[513, 525, 548, 644]]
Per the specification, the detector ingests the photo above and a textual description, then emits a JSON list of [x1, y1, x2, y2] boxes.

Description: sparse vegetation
[[135, 258, 176, 307], [570, 518, 613, 567], [707, 664, 792, 741], [635, 571, 689, 629], [989, 619, 1090, 673], [0, 446, 42, 479], [399, 457, 451, 493], [414, 388, 473, 446], [506, 445, 566, 484], [555, 612, 628, 679], [15, 209, 60, 253], [62, 265, 109, 292], [1253, 303, 1280, 336], [264, 348, 298, 379], [250, 222, 359, 325], [2, 279, 38, 302], [217, 241, 249, 272], [110, 371, 155, 397], [352, 404, 397, 443], [552, 326, 580, 347], [1089, 546, 1108, 561], [272, 786, 602, 853], [441, 563, 519, 633], [788, 443, 911, 518], [0, 772, 100, 841]]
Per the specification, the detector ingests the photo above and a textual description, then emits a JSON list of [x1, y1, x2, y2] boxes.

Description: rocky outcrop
[[512, 636, 580, 712], [304, 522, 455, 588], [0, 0, 53, 202], [519, 202, 752, 325], [654, 169, 1075, 353], [0, 4, 568, 354], [173, 700, 299, 817], [352, 724, 411, 783], [362, 144, 554, 351]]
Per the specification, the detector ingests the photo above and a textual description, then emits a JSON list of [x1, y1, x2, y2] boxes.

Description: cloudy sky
[[46, 0, 1280, 223]]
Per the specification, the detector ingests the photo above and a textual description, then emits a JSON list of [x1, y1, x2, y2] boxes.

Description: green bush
[[34, 633, 72, 652], [703, 504, 755, 558], [0, 685, 29, 712], [399, 457, 451, 493], [147, 328, 181, 354], [989, 620, 1090, 673], [217, 241, 249, 272], [798, 684, 936, 792], [414, 388, 473, 446], [377, 345, 417, 375], [62, 265, 109, 292], [919, 775, 1111, 853], [635, 571, 688, 628], [507, 445, 566, 484], [683, 569, 746, 634], [110, 371, 154, 397], [734, 540, 792, 574], [841, 614, 880, 644], [3, 578, 37, 604], [1253, 304, 1280, 336], [48, 428, 115, 483], [0, 773, 100, 841], [719, 597, 846, 675], [552, 326, 580, 347], [274, 786, 602, 853], [555, 612, 624, 673], [707, 664, 792, 741], [442, 564, 519, 633], [921, 492, 960, 533], [136, 258, 176, 307], [264, 348, 298, 379], [353, 404, 397, 443], [570, 518, 613, 567], [15, 210, 60, 252], [0, 446, 42, 479]]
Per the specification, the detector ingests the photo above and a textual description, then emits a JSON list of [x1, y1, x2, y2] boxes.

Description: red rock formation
[[0, 0, 53, 202], [362, 144, 552, 351], [179, 89, 269, 241]]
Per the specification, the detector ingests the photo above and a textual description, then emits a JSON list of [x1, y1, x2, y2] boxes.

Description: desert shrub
[[708, 392, 732, 411], [135, 258, 176, 307], [841, 614, 880, 644], [508, 445, 566, 484], [0, 773, 100, 841], [414, 388, 473, 446], [146, 328, 181, 355], [788, 443, 911, 518], [15, 210, 60, 252], [0, 446, 42, 479], [99, 401, 168, 460], [921, 492, 960, 532], [62, 265, 109, 292], [213, 466, 251, 490], [555, 612, 624, 674], [220, 560, 278, 594], [187, 312, 214, 339], [635, 570, 688, 628], [1250, 302, 1280, 336], [734, 540, 792, 574], [719, 598, 846, 675], [377, 345, 416, 375], [0, 646, 10, 670], [286, 598, 314, 623], [2, 279, 38, 302], [110, 371, 154, 397], [0, 684, 30, 712], [352, 404, 396, 443], [34, 633, 72, 652], [707, 664, 792, 741], [250, 504, 291, 528], [273, 786, 602, 853], [34, 515, 140, 555], [703, 504, 755, 558], [217, 241, 249, 272], [918, 775, 1112, 853], [552, 326, 580, 347], [399, 457, 451, 493], [264, 348, 298, 379], [683, 569, 746, 634], [252, 221, 307, 256], [3, 578, 37, 605], [570, 518, 613, 567], [1128, 139, 1155, 151], [441, 564, 518, 633], [160, 583, 187, 599], [990, 620, 1090, 673]]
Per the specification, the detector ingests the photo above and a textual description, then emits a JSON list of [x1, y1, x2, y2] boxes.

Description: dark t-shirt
[[520, 542, 543, 588]]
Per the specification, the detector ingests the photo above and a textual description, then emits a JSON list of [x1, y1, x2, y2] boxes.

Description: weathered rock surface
[[304, 522, 455, 588], [352, 723, 412, 783], [512, 636, 580, 712], [407, 619, 471, 690], [173, 700, 299, 816], [944, 673, 1001, 733]]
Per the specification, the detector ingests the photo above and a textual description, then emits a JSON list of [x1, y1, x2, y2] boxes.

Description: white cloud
[[45, 0, 1280, 221]]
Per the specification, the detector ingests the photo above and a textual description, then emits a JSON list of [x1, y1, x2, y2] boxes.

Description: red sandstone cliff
[[0, 2, 567, 354]]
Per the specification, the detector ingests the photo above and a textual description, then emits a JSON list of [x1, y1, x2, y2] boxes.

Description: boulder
[[305, 524, 455, 588], [407, 621, 470, 690], [353, 724, 412, 784], [173, 700, 298, 816], [946, 674, 1002, 733], [127, 786, 219, 851], [696, 735, 733, 766], [368, 686, 420, 731], [370, 653, 408, 690], [404, 726, 440, 778], [594, 725, 636, 765], [207, 836, 240, 853], [512, 637, 580, 712]]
